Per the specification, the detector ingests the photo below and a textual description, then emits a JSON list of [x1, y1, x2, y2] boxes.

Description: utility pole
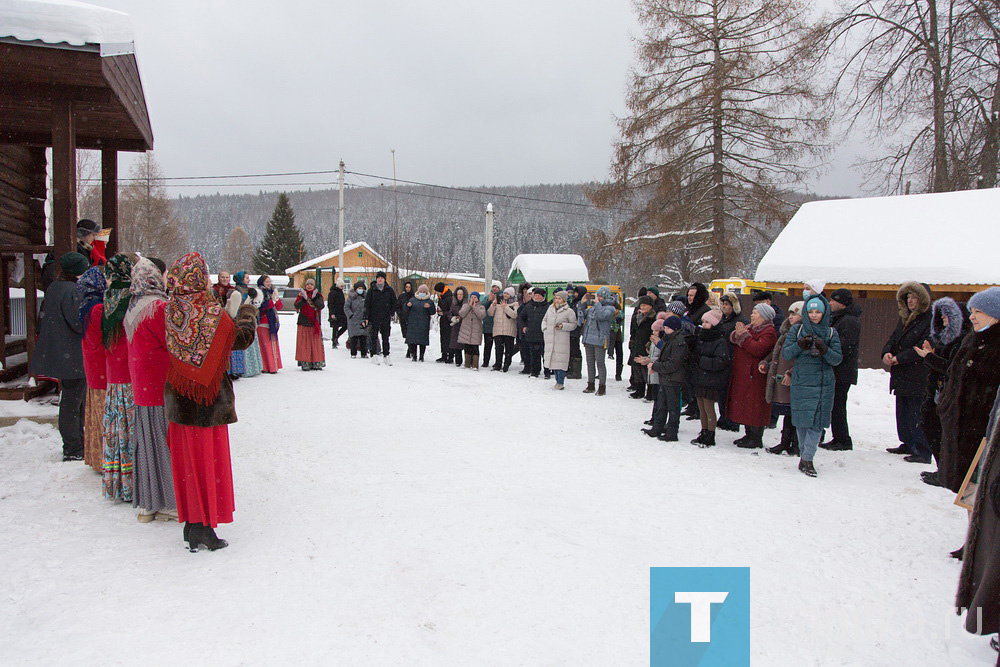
[[484, 203, 494, 293], [338, 160, 345, 275]]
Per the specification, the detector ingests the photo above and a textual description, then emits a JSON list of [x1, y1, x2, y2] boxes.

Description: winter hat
[[751, 290, 771, 303], [651, 319, 665, 332], [701, 308, 723, 327], [805, 278, 826, 294], [663, 315, 683, 331], [754, 303, 776, 321], [532, 287, 547, 296], [76, 218, 101, 237], [336, 279, 345, 289], [830, 288, 853, 307], [805, 297, 826, 313], [637, 287, 648, 298], [355, 280, 367, 290], [636, 295, 654, 308], [787, 300, 805, 316], [647, 286, 660, 298], [666, 301, 686, 316], [470, 291, 481, 301], [968, 287, 1000, 321], [59, 251, 90, 277], [503, 286, 517, 298], [434, 282, 446, 293], [596, 285, 612, 300], [656, 311, 669, 320], [417, 284, 429, 294], [375, 270, 387, 280], [553, 290, 572, 303]]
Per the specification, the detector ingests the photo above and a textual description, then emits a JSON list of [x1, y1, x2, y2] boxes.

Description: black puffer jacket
[[687, 282, 711, 325], [364, 282, 397, 324], [831, 302, 862, 385], [517, 299, 549, 343], [690, 327, 732, 391], [882, 281, 932, 397], [651, 330, 689, 386], [630, 310, 656, 358]]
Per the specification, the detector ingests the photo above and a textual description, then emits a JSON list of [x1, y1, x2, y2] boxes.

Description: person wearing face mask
[[344, 281, 370, 358], [934, 288, 1000, 494], [782, 295, 843, 477], [882, 281, 933, 462]]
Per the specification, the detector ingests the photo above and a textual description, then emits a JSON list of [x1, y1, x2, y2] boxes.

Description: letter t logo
[[674, 591, 729, 642]]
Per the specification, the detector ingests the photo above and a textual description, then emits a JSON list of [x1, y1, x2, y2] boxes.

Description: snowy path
[[0, 317, 992, 665]]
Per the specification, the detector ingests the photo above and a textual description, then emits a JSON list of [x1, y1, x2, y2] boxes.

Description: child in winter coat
[[641, 316, 689, 441], [689, 308, 732, 448], [782, 295, 843, 477]]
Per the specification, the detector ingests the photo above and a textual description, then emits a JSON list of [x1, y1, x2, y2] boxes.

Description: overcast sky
[[88, 0, 864, 197]]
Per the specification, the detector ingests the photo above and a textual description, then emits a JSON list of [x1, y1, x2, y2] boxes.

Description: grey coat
[[541, 303, 578, 371], [404, 294, 435, 345], [30, 279, 84, 380], [580, 298, 616, 347], [344, 291, 368, 337]]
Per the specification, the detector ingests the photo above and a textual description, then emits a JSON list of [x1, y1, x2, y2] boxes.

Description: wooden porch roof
[[0, 38, 153, 152]]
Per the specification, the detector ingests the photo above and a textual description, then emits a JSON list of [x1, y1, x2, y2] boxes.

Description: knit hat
[[651, 319, 665, 332], [666, 301, 686, 316], [830, 288, 853, 307], [470, 291, 481, 301], [969, 287, 1000, 321], [553, 290, 572, 303], [637, 287, 648, 298], [503, 286, 516, 298], [59, 251, 90, 277], [805, 278, 826, 294], [532, 287, 547, 296], [596, 285, 612, 300], [417, 284, 429, 294], [76, 218, 101, 236], [754, 303, 776, 321], [751, 290, 771, 303], [701, 308, 723, 327], [664, 315, 683, 331], [434, 282, 445, 293], [805, 297, 826, 313], [375, 270, 387, 280], [647, 286, 660, 298], [787, 300, 805, 316], [636, 295, 654, 307], [656, 311, 668, 320]]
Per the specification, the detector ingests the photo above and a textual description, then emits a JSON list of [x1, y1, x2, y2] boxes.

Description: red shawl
[[296, 287, 322, 335], [165, 252, 235, 405]]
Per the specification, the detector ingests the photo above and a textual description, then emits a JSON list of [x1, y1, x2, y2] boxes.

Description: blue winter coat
[[782, 295, 843, 429], [404, 294, 435, 345], [580, 290, 616, 347]]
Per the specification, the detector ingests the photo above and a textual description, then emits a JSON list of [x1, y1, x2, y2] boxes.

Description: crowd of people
[[27, 217, 1000, 658]]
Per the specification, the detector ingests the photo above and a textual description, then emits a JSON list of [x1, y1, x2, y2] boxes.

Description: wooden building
[[0, 1, 154, 397]]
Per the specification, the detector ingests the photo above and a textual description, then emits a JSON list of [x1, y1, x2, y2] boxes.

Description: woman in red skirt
[[294, 278, 326, 370], [164, 252, 258, 552], [255, 274, 283, 373]]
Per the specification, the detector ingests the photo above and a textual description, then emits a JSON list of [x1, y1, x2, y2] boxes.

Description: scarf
[[297, 287, 322, 335], [124, 257, 168, 341], [77, 266, 107, 328], [101, 253, 134, 349], [165, 252, 235, 405], [257, 276, 279, 336], [212, 282, 233, 304]]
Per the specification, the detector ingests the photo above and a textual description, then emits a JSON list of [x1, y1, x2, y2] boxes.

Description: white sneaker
[[371, 355, 381, 365], [383, 356, 393, 366]]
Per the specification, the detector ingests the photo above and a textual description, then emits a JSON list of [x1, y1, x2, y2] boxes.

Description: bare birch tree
[[590, 0, 827, 282]]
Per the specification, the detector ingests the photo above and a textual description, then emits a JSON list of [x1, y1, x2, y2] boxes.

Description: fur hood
[[896, 281, 931, 327], [689, 282, 710, 313], [930, 297, 969, 347], [720, 293, 742, 315]]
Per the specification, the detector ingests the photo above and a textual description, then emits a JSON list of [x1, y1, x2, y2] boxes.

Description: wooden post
[[0, 257, 8, 364], [102, 148, 118, 256], [51, 100, 76, 258]]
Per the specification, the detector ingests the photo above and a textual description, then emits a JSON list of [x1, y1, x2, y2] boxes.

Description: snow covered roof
[[0, 0, 135, 49], [507, 254, 589, 284], [755, 189, 1000, 286], [397, 269, 486, 282], [284, 242, 389, 275]]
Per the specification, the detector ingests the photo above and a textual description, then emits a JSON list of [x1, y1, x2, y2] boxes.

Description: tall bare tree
[[222, 225, 254, 272], [118, 152, 188, 262], [590, 0, 827, 281]]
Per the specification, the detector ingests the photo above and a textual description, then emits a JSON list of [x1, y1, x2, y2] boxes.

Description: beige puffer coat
[[457, 302, 486, 345], [541, 303, 578, 371], [489, 301, 519, 338]]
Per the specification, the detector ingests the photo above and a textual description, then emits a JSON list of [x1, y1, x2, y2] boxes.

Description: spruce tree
[[252, 193, 306, 274]]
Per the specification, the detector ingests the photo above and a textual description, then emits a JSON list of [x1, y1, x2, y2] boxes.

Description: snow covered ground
[[0, 314, 992, 665]]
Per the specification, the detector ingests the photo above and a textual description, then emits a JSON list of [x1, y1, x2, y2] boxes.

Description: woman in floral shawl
[[256, 274, 283, 373], [124, 257, 176, 522], [164, 252, 258, 552], [77, 266, 107, 473], [101, 253, 136, 502], [294, 278, 325, 370]]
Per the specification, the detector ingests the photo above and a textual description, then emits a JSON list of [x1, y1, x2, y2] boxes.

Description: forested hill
[[173, 182, 623, 279]]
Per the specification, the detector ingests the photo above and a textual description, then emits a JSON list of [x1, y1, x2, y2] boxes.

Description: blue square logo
[[650, 567, 750, 666]]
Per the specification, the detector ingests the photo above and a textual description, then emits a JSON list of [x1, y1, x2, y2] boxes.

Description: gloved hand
[[814, 339, 828, 355], [797, 336, 814, 350]]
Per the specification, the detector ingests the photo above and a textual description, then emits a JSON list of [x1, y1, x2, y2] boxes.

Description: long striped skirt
[[131, 405, 176, 513], [102, 382, 135, 502], [258, 326, 282, 373], [84, 387, 105, 473], [295, 325, 325, 369], [243, 336, 263, 377], [167, 422, 234, 527]]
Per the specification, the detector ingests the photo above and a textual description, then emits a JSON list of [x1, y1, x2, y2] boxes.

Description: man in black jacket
[[363, 271, 397, 364], [882, 281, 933, 462], [821, 289, 862, 451], [517, 288, 549, 377], [396, 280, 414, 357], [327, 280, 347, 349]]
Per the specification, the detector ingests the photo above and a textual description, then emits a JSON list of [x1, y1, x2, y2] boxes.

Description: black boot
[[641, 428, 661, 438], [185, 522, 228, 552], [596, 383, 606, 396], [583, 382, 596, 394], [738, 427, 764, 449], [691, 429, 708, 445], [733, 431, 752, 446], [768, 419, 796, 455], [657, 431, 678, 442], [798, 459, 817, 477], [698, 430, 716, 448]]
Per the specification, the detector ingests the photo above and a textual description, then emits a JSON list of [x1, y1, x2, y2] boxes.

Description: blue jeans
[[895, 394, 931, 459], [554, 369, 566, 385], [797, 426, 823, 462]]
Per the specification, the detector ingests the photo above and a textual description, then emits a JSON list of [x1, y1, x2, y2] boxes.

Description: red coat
[[727, 323, 778, 427], [105, 334, 130, 385], [127, 302, 169, 407], [82, 305, 107, 390]]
